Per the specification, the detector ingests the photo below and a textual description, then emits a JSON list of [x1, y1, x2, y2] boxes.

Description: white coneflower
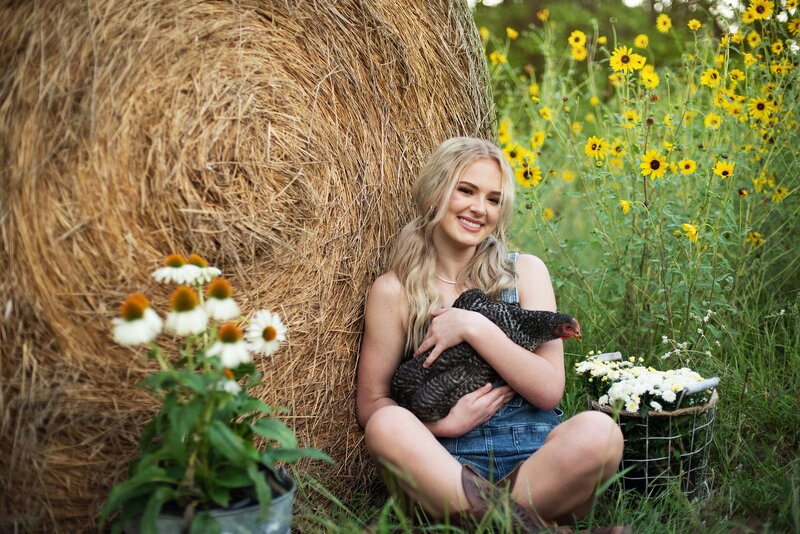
[[112, 293, 162, 346], [165, 285, 208, 336], [187, 254, 222, 285], [207, 323, 251, 368], [247, 310, 287, 356], [152, 254, 202, 285], [204, 278, 240, 321]]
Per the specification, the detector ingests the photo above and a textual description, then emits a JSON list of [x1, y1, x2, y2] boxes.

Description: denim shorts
[[436, 394, 562, 482]]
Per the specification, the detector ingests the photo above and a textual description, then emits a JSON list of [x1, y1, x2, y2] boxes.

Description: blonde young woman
[[356, 137, 624, 528]]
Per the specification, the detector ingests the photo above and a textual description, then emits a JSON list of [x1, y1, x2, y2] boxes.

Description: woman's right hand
[[425, 383, 515, 438]]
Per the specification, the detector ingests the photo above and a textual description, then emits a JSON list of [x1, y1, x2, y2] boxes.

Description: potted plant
[[99, 254, 331, 533]]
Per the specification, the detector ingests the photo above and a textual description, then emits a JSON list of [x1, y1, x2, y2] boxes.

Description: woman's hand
[[414, 307, 489, 368], [426, 383, 515, 437]]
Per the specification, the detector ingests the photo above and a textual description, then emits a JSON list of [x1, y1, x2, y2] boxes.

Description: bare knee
[[552, 411, 623, 476]]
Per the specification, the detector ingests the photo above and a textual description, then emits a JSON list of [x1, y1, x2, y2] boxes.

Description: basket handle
[[680, 377, 719, 396], [595, 351, 622, 362]]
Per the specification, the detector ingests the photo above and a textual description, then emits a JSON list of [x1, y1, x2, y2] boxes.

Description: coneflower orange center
[[165, 254, 185, 268], [187, 254, 209, 268], [263, 325, 278, 342], [218, 323, 243, 343], [223, 368, 235, 379], [120, 293, 149, 321], [170, 285, 199, 312], [208, 278, 233, 300]]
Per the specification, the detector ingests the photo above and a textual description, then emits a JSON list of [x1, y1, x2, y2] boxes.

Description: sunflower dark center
[[722, 170, 729, 176], [622, 55, 630, 64], [650, 160, 660, 170], [591, 143, 598, 150], [757, 103, 765, 110], [756, 5, 765, 13]]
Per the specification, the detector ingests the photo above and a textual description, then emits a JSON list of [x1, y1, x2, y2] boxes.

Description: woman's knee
[[559, 411, 624, 470]]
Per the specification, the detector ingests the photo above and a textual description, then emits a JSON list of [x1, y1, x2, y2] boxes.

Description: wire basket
[[586, 353, 719, 499]]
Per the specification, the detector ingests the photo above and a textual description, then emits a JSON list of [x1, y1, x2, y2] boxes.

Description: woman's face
[[434, 157, 503, 250]]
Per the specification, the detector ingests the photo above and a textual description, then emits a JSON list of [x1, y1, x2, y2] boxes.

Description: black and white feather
[[390, 288, 580, 421]]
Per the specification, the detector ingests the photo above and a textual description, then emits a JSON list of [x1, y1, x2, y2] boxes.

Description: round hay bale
[[0, 0, 493, 530]]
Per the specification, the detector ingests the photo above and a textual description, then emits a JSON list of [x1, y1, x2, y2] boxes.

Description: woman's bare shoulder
[[515, 253, 550, 278]]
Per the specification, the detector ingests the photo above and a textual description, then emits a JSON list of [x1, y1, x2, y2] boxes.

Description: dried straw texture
[[0, 0, 492, 530]]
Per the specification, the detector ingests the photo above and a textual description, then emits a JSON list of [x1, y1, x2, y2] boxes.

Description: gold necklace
[[436, 274, 457, 285]]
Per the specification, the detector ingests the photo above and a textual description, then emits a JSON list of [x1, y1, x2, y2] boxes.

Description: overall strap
[[500, 252, 519, 305]]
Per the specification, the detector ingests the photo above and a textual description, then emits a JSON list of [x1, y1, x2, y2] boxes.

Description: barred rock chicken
[[390, 288, 581, 421]]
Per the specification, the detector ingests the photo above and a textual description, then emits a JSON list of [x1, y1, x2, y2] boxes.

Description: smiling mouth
[[458, 217, 483, 231]]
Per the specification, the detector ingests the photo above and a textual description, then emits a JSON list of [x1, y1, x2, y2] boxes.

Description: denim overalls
[[435, 252, 563, 481]]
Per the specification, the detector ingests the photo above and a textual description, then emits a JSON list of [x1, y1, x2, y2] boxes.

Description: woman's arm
[[357, 272, 517, 434], [356, 273, 407, 429], [414, 254, 566, 410]]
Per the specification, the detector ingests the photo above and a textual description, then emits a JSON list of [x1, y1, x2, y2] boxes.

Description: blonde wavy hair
[[388, 137, 517, 355]]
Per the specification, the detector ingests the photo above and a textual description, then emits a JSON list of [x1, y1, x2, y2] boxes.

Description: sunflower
[[542, 208, 555, 221], [610, 46, 642, 73], [656, 14, 672, 33], [748, 97, 774, 121], [503, 143, 524, 164], [634, 34, 649, 48], [539, 107, 553, 121], [681, 223, 699, 243], [688, 19, 702, 31], [787, 0, 798, 9], [498, 118, 512, 145], [678, 159, 697, 174], [571, 46, 588, 61], [772, 186, 789, 202], [700, 68, 721, 88], [729, 69, 746, 83], [640, 150, 668, 179], [489, 51, 507, 65], [747, 0, 774, 21], [623, 109, 639, 129], [641, 69, 660, 89], [568, 30, 587, 48], [704, 113, 722, 129], [772, 40, 784, 54], [789, 18, 800, 36], [713, 160, 735, 178], [584, 136, 608, 160], [608, 72, 626, 87], [745, 231, 764, 247], [611, 139, 627, 156], [506, 27, 519, 40], [515, 165, 542, 188], [530, 130, 545, 149]]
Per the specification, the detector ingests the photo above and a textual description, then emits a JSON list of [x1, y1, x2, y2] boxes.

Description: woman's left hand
[[413, 307, 488, 368]]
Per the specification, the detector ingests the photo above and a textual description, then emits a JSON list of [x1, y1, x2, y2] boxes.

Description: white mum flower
[[112, 293, 162, 346], [247, 310, 287, 356], [164, 286, 208, 336], [650, 401, 663, 412]]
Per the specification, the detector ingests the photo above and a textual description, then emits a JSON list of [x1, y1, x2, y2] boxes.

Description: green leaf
[[140, 486, 175, 533], [100, 466, 176, 524], [250, 418, 298, 448], [191, 512, 221, 534], [208, 420, 247, 464], [269, 447, 333, 464], [207, 482, 231, 509], [165, 397, 203, 464], [247, 464, 273, 520], [213, 467, 252, 488]]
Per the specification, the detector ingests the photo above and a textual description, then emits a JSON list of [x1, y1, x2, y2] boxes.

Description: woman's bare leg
[[510, 411, 624, 522], [364, 405, 469, 517]]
